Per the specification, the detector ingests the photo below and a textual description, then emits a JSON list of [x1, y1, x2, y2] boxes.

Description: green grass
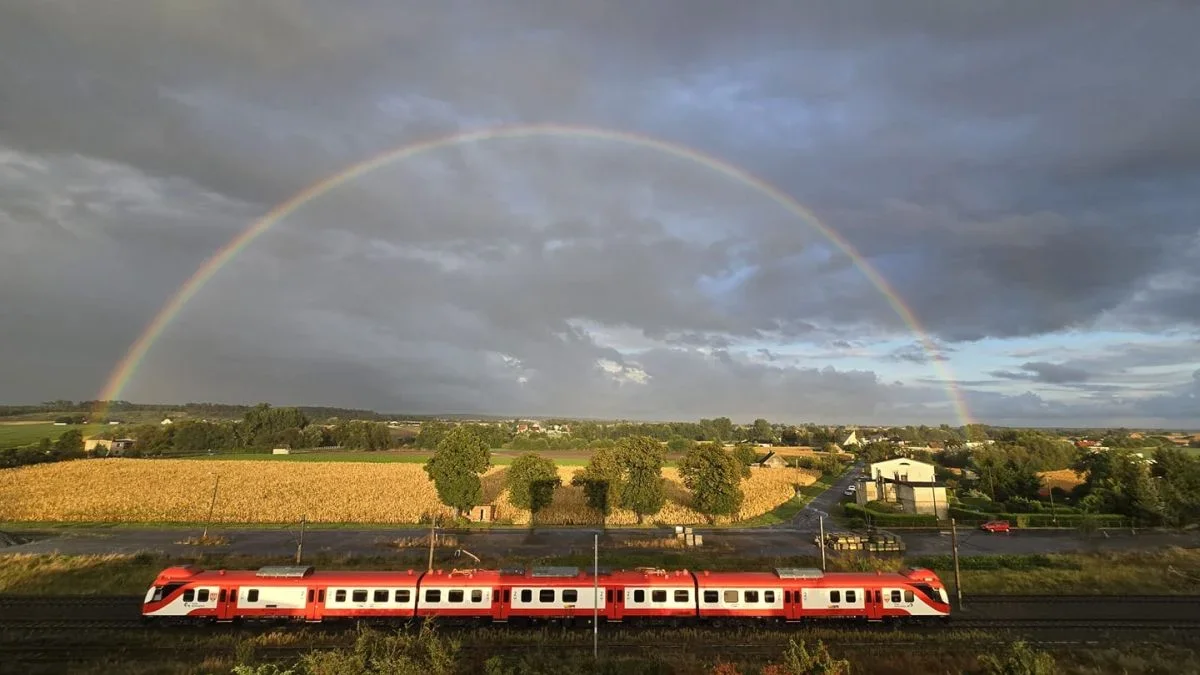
[[0, 422, 107, 449]]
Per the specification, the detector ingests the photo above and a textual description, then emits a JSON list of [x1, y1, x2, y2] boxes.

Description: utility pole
[[1048, 488, 1058, 526], [295, 515, 306, 565], [950, 518, 963, 610], [427, 515, 438, 573], [818, 515, 826, 572], [593, 532, 599, 661], [201, 475, 220, 540]]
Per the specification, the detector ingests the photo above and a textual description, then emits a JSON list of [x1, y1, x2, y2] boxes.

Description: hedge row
[[949, 506, 1128, 528], [843, 502, 937, 527]]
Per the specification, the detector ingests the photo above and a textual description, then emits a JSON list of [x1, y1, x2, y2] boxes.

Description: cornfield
[[1038, 469, 1085, 493], [0, 459, 816, 525]]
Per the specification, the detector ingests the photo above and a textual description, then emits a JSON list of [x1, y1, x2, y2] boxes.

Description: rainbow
[[94, 123, 971, 425]]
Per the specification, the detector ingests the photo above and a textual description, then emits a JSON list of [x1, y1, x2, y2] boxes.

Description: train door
[[865, 588, 883, 621], [305, 587, 324, 622], [217, 586, 237, 621], [495, 588, 509, 622], [608, 586, 623, 621]]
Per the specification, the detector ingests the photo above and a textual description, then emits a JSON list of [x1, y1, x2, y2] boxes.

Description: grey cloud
[[990, 361, 1092, 384], [2, 1, 1199, 424]]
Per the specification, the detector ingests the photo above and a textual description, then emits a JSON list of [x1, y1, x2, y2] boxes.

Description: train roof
[[693, 568, 944, 586], [152, 565, 424, 586]]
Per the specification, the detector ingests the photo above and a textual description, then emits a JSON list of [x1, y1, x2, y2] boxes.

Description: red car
[[980, 520, 1011, 533]]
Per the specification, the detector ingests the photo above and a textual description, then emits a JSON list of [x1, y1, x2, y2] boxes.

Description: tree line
[[422, 428, 785, 525]]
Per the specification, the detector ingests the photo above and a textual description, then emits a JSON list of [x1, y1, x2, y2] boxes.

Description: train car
[[604, 567, 697, 623], [414, 568, 501, 623], [142, 565, 423, 624], [695, 567, 950, 623], [496, 566, 607, 623]]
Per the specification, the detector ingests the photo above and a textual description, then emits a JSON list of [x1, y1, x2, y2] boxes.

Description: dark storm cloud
[[1, 0, 1198, 424]]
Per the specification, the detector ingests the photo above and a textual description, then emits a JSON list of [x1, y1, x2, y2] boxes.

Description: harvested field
[[1039, 469, 1085, 493], [0, 459, 817, 526]]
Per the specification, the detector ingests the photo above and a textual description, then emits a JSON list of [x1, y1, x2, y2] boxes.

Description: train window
[[248, 590, 260, 603], [230, 589, 237, 603], [183, 589, 195, 602], [633, 590, 646, 603], [539, 589, 555, 603], [520, 590, 532, 603], [448, 590, 464, 603], [744, 590, 759, 603], [395, 590, 411, 603], [319, 590, 325, 603], [471, 590, 483, 603], [606, 590, 613, 603], [563, 590, 578, 603], [723, 590, 738, 604], [783, 591, 790, 603], [652, 590, 667, 603], [764, 591, 775, 603], [904, 590, 914, 603], [352, 590, 368, 603], [846, 590, 856, 603], [335, 590, 347, 602], [674, 590, 689, 602], [308, 590, 314, 603], [374, 590, 388, 603], [197, 589, 210, 603], [426, 590, 441, 603], [220, 590, 227, 603], [829, 591, 841, 603], [890, 590, 901, 603], [704, 590, 719, 604], [504, 590, 511, 603]]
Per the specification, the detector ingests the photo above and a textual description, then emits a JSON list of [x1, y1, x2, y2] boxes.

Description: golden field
[[0, 459, 817, 526], [1038, 469, 1086, 493]]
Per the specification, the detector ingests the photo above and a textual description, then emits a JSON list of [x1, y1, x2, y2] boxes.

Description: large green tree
[[424, 426, 491, 516], [506, 453, 561, 519], [572, 445, 625, 522], [616, 436, 666, 524], [680, 441, 744, 524]]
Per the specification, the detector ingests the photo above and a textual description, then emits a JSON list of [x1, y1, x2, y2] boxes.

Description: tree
[[506, 453, 561, 519], [615, 436, 666, 524], [572, 445, 625, 523], [751, 418, 775, 444], [732, 443, 758, 477], [424, 426, 492, 517], [1152, 447, 1200, 526], [680, 442, 744, 524], [666, 437, 695, 454], [53, 429, 84, 457]]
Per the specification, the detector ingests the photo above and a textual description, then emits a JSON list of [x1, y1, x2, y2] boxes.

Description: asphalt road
[[4, 462, 1200, 560]]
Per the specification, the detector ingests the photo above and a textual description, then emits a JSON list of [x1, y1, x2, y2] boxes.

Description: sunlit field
[[0, 459, 816, 526], [0, 422, 107, 449]]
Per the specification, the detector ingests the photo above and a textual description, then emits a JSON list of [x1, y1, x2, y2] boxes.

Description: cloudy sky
[[2, 1, 1198, 427]]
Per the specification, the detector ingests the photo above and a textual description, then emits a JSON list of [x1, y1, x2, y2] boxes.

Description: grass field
[[0, 458, 816, 526], [0, 422, 107, 449]]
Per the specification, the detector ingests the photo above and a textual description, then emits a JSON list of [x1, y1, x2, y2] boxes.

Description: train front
[[902, 567, 952, 619]]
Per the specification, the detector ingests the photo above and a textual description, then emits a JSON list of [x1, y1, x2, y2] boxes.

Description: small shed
[[272, 448, 290, 455], [467, 505, 495, 522]]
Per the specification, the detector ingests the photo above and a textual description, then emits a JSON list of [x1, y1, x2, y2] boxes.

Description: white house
[[160, 418, 174, 426], [868, 458, 936, 483], [842, 431, 860, 447]]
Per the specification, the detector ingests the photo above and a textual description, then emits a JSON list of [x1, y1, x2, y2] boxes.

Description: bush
[[949, 506, 1127, 528]]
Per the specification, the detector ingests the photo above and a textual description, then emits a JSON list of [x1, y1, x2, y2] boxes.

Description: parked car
[[980, 520, 1011, 533]]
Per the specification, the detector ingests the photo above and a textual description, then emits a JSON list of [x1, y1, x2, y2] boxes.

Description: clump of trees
[[571, 436, 667, 525], [424, 426, 492, 517], [680, 442, 744, 524], [505, 453, 561, 521]]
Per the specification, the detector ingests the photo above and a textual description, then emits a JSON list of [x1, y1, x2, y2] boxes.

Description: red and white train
[[142, 564, 951, 625]]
